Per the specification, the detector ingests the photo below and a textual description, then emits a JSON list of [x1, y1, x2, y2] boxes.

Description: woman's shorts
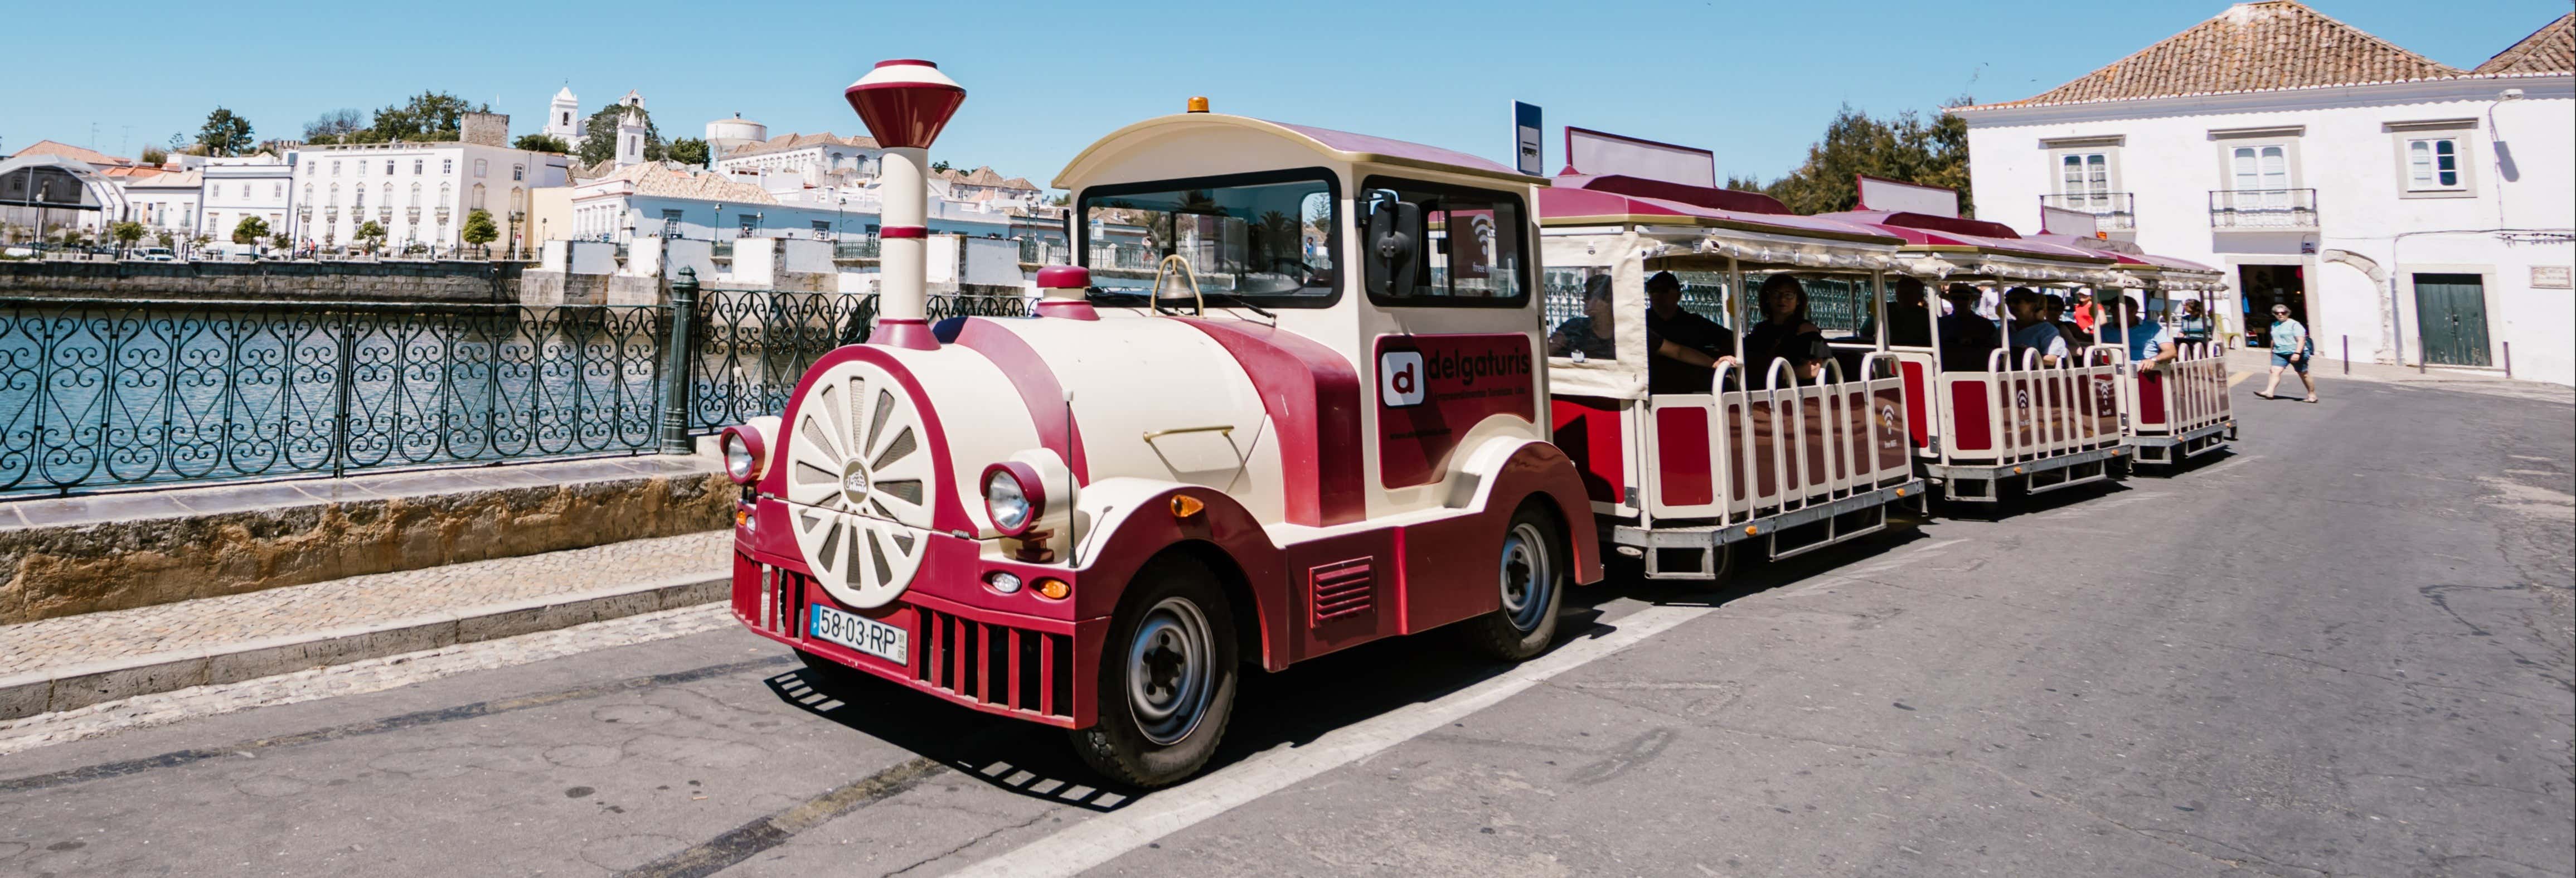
[[2271, 351, 2309, 373]]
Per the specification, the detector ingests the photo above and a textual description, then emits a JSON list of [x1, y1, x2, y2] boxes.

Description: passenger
[[1858, 276, 1934, 347], [1547, 274, 1618, 361], [1934, 283, 1999, 372], [2003, 288, 2068, 368], [2175, 299, 2215, 345], [1744, 274, 1832, 384], [2046, 294, 2094, 352], [2099, 295, 2176, 372], [1644, 270, 1735, 394]]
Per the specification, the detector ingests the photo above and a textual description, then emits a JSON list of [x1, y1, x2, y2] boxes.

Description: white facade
[[198, 154, 295, 252], [118, 171, 202, 237], [288, 142, 573, 254], [1964, 77, 2575, 385], [714, 135, 881, 181]]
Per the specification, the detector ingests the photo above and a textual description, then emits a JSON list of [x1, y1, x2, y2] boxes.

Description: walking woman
[[2257, 304, 2317, 402]]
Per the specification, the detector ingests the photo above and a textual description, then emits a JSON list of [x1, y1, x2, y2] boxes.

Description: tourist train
[[717, 60, 2235, 787]]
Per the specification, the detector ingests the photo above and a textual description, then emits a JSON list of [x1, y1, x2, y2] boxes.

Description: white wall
[[1963, 76, 2576, 384]]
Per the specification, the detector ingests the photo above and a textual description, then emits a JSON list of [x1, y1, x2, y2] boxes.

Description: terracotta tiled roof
[[724, 132, 881, 158], [1963, 1, 2467, 110], [2475, 13, 2574, 75], [13, 139, 136, 167], [601, 162, 778, 205]]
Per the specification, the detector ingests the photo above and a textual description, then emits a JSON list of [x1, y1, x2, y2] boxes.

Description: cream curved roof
[[1051, 114, 1539, 190]]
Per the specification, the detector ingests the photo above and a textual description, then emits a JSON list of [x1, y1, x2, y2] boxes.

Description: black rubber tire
[[1464, 503, 1566, 662], [1069, 555, 1239, 789]]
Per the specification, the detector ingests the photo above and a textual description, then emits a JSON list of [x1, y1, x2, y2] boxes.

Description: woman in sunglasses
[[2257, 305, 2317, 402]]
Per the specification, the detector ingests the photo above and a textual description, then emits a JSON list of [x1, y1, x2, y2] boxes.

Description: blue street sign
[[1513, 102, 1543, 177]]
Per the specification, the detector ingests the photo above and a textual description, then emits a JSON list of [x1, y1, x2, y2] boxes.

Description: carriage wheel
[[1465, 503, 1567, 661], [1070, 554, 1239, 788]]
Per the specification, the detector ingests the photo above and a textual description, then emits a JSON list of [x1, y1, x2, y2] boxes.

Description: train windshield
[[1078, 170, 1338, 300]]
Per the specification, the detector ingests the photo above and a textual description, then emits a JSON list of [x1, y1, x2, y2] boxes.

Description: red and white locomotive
[[722, 61, 1598, 786]]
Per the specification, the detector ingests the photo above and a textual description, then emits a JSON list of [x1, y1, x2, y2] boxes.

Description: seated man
[[2098, 295, 2176, 372], [1858, 276, 1934, 347], [1644, 270, 1735, 394], [2003, 288, 2069, 367], [1934, 283, 1999, 372], [2047, 293, 2093, 351], [1547, 274, 1618, 361]]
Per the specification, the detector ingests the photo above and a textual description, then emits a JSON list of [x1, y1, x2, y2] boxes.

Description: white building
[[1957, 3, 2575, 384], [198, 153, 295, 252], [289, 140, 573, 254], [714, 132, 882, 181], [120, 169, 202, 237]]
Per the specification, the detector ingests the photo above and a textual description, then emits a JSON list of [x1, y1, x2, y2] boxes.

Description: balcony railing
[[833, 237, 880, 259], [2208, 188, 2317, 230], [2038, 192, 2135, 231]]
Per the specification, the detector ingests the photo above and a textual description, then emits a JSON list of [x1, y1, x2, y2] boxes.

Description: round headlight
[[980, 462, 1044, 536], [721, 431, 758, 484]]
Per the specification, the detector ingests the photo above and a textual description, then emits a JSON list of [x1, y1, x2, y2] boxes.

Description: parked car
[[138, 248, 177, 261]]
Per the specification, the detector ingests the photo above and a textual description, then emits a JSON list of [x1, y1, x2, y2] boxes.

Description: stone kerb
[[0, 456, 734, 625]]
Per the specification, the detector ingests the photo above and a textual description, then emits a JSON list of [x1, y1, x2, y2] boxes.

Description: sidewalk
[[0, 530, 731, 720], [2225, 346, 2574, 405]]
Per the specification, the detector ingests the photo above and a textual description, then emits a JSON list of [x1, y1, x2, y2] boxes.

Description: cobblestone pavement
[[0, 531, 729, 677], [0, 604, 734, 756]]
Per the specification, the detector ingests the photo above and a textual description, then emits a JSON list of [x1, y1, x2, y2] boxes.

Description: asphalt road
[[3, 375, 2569, 878]]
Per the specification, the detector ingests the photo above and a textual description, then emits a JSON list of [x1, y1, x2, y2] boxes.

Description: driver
[[1645, 271, 1735, 394]]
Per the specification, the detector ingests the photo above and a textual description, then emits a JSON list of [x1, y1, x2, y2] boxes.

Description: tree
[[930, 160, 953, 173], [576, 104, 662, 166], [303, 108, 366, 144], [365, 91, 488, 143], [232, 216, 270, 250], [154, 230, 175, 249], [111, 221, 145, 255], [198, 108, 254, 157], [354, 220, 387, 254], [460, 209, 498, 256], [666, 138, 710, 167], [513, 133, 571, 153], [140, 147, 168, 166], [1740, 98, 1976, 217]]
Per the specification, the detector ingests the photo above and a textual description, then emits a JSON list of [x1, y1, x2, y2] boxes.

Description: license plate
[[808, 604, 909, 666]]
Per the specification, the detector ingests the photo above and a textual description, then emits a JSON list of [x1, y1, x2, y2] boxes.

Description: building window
[[2407, 137, 2462, 190], [332, 160, 342, 176], [661, 208, 685, 237], [413, 160, 423, 175], [474, 159, 487, 178], [512, 164, 524, 181], [738, 215, 758, 234], [443, 159, 454, 175], [385, 161, 394, 174], [355, 188, 365, 209], [2229, 144, 2291, 209]]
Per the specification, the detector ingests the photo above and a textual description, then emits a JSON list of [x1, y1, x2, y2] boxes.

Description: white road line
[[944, 604, 1714, 878]]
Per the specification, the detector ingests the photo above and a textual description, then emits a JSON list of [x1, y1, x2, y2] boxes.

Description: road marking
[[2229, 371, 2252, 387], [617, 756, 946, 878], [945, 604, 1714, 877]]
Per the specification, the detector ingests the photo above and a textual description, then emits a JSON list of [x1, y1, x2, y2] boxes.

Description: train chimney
[[845, 59, 966, 350]]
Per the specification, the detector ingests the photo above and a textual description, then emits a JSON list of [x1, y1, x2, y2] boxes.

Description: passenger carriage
[[2029, 208, 2237, 468], [1537, 171, 1927, 580], [1813, 177, 2132, 504], [723, 64, 1600, 788]]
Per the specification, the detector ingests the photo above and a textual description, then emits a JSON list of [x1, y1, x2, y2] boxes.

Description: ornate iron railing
[[686, 289, 1032, 431], [2208, 188, 2318, 230], [0, 298, 666, 495], [0, 288, 1040, 496], [2039, 192, 2136, 231]]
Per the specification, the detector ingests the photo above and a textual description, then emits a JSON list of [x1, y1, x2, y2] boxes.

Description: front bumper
[[730, 530, 1108, 729]]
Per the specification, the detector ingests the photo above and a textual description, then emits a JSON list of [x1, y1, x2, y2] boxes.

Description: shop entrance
[[2237, 264, 2307, 350]]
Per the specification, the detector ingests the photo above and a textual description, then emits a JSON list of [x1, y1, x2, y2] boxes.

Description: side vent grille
[[1309, 559, 1375, 627]]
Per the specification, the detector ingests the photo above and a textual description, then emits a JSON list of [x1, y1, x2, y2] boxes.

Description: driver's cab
[[1048, 109, 1554, 524]]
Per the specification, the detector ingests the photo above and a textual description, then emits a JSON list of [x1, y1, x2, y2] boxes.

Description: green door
[[2413, 274, 2491, 367]]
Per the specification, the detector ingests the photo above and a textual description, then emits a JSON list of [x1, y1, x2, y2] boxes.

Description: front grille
[[1310, 559, 1375, 625], [738, 560, 806, 637], [916, 607, 1074, 720]]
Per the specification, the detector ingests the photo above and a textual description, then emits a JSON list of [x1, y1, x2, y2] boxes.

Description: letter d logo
[[1381, 351, 1425, 407]]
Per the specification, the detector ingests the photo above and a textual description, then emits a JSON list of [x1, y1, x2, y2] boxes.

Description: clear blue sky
[[5, 0, 2564, 186]]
